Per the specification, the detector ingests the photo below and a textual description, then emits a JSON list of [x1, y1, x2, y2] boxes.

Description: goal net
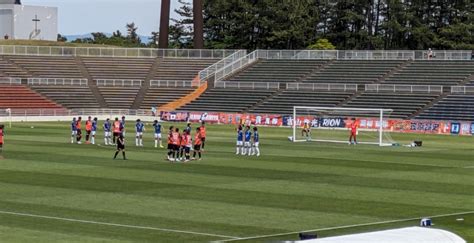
[[290, 106, 396, 146]]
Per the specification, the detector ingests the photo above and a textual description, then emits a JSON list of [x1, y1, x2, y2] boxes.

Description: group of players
[[236, 125, 260, 156], [70, 115, 209, 162]]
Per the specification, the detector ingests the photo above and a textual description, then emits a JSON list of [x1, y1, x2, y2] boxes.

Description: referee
[[113, 134, 127, 160]]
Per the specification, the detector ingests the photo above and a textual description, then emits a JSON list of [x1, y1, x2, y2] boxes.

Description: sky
[[22, 0, 187, 36]]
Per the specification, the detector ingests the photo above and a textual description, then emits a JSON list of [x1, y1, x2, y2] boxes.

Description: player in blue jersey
[[251, 127, 260, 156], [243, 126, 252, 155], [91, 117, 98, 145], [103, 118, 112, 145], [121, 116, 126, 137], [135, 119, 145, 147], [236, 125, 244, 155], [153, 120, 163, 148], [70, 117, 77, 144]]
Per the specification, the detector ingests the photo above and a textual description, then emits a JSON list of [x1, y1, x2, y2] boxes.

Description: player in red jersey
[[349, 118, 358, 145], [192, 127, 203, 160], [166, 126, 174, 161], [199, 121, 206, 151], [0, 124, 4, 159]]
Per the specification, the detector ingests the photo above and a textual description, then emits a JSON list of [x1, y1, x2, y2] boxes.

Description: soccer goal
[[291, 106, 395, 146]]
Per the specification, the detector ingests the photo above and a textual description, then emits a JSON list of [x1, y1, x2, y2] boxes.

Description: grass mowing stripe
[[0, 210, 240, 240], [217, 211, 474, 242]]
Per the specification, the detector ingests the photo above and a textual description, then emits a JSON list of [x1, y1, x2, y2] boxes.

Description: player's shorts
[[77, 129, 82, 136], [104, 131, 111, 137], [244, 141, 251, 147], [201, 137, 206, 142], [253, 142, 259, 147], [184, 146, 191, 153], [351, 132, 357, 136], [91, 131, 96, 136], [136, 132, 143, 137], [71, 130, 77, 136], [194, 144, 201, 151], [117, 144, 125, 150], [173, 144, 180, 151], [236, 141, 243, 146], [86, 130, 91, 135], [113, 132, 120, 137], [167, 143, 172, 150], [154, 133, 161, 139]]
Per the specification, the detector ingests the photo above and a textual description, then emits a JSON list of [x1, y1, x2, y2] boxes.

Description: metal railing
[[95, 79, 143, 86], [150, 80, 193, 88], [214, 50, 259, 82], [0, 108, 151, 118], [286, 83, 358, 92], [451, 86, 474, 94], [198, 50, 247, 81], [27, 78, 88, 86], [214, 81, 280, 90], [254, 49, 473, 60], [365, 84, 444, 93], [0, 77, 22, 85], [0, 45, 240, 59]]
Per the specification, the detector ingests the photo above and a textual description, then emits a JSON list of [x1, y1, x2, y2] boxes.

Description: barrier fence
[[0, 45, 239, 59], [214, 50, 259, 82], [451, 86, 474, 94], [199, 50, 247, 81], [27, 78, 88, 86], [95, 79, 143, 86], [214, 81, 280, 89], [0, 77, 21, 85], [286, 83, 358, 92], [150, 80, 193, 88], [365, 84, 444, 93]]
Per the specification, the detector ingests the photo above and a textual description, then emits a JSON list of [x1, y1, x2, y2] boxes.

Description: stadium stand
[[248, 90, 354, 114], [81, 57, 155, 80], [343, 92, 441, 119], [97, 86, 141, 109], [384, 61, 474, 86], [30, 86, 100, 109], [416, 80, 474, 121], [225, 59, 328, 83], [4, 55, 84, 78], [0, 85, 62, 109], [153, 58, 218, 80], [0, 56, 31, 78], [302, 60, 405, 84], [177, 88, 276, 112], [141, 87, 196, 109]]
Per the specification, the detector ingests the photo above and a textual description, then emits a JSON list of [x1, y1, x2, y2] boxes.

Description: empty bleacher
[[30, 86, 100, 109], [249, 90, 354, 114], [416, 94, 474, 121], [302, 60, 404, 84], [5, 56, 84, 78], [154, 58, 218, 80], [0, 56, 31, 78], [141, 87, 195, 109], [385, 61, 474, 86], [0, 85, 62, 109], [343, 92, 440, 119], [81, 57, 155, 80], [178, 88, 275, 112], [226, 60, 327, 83], [97, 86, 140, 109]]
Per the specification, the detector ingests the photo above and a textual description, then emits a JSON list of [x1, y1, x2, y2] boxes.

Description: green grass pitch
[[0, 122, 473, 242]]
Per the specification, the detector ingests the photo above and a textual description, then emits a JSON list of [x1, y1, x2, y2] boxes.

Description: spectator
[[471, 50, 473, 60], [4, 34, 9, 40], [427, 48, 433, 60]]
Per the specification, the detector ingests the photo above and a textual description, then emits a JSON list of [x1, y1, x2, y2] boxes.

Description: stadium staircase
[[0, 84, 62, 109], [74, 57, 107, 108], [0, 56, 32, 78], [131, 58, 162, 109]]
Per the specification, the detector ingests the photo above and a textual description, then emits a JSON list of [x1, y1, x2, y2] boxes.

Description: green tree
[[170, 0, 194, 48], [308, 39, 336, 50], [57, 34, 67, 42]]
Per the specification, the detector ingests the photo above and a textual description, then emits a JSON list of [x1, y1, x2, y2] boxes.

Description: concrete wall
[[0, 7, 13, 38], [13, 4, 58, 41]]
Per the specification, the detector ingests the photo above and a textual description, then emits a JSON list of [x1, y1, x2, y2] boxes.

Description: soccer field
[[0, 122, 473, 242]]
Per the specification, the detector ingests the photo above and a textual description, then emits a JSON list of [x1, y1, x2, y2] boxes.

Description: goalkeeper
[[301, 122, 311, 141]]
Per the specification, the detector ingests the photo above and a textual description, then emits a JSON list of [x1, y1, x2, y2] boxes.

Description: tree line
[[60, 0, 473, 50]]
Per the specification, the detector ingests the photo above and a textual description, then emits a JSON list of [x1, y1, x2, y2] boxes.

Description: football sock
[[114, 151, 118, 159]]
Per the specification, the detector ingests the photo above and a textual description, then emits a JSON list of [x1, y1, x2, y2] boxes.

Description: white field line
[[463, 166, 474, 169], [0, 210, 239, 240], [215, 211, 474, 242]]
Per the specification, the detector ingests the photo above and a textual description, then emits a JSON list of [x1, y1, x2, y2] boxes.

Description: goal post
[[291, 106, 395, 146]]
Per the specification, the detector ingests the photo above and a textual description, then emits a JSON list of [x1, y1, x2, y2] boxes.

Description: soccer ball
[[31, 126, 34, 129], [288, 136, 293, 141]]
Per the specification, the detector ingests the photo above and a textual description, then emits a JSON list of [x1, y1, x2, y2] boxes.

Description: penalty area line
[[216, 210, 474, 242], [0, 210, 239, 240]]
